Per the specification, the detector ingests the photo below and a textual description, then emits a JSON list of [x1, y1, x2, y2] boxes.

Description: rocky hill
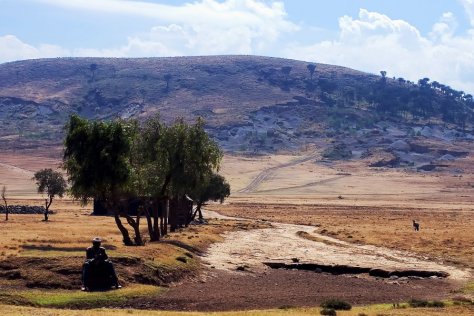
[[1, 55, 473, 171]]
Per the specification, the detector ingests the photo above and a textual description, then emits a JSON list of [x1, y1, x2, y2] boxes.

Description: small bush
[[408, 299, 428, 307], [452, 296, 473, 305], [321, 298, 352, 310], [358, 313, 368, 316], [278, 305, 295, 310], [322, 144, 352, 160], [427, 300, 445, 308], [320, 308, 336, 316], [409, 299, 445, 308]]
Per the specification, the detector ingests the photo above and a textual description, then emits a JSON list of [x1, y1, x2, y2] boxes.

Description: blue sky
[[1, 0, 474, 93]]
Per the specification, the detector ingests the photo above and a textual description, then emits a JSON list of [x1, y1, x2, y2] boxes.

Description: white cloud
[[285, 9, 474, 93], [36, 0, 297, 55], [460, 0, 474, 26], [0, 35, 70, 62]]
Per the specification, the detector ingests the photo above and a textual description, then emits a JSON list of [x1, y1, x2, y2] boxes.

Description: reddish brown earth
[[125, 269, 454, 311]]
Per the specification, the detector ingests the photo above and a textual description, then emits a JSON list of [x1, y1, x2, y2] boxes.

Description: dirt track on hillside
[[237, 151, 320, 193]]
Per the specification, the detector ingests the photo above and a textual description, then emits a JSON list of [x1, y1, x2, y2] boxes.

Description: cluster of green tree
[[368, 73, 474, 128], [306, 64, 474, 128], [63, 114, 230, 246]]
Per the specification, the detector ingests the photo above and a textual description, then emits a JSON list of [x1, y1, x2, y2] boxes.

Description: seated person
[[82, 237, 121, 290]]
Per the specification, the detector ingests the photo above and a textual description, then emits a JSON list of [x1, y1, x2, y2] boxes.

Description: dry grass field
[[215, 152, 474, 270], [0, 302, 473, 316], [0, 149, 473, 315]]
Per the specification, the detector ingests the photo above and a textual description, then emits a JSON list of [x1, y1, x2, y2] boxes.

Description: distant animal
[[413, 220, 420, 231]]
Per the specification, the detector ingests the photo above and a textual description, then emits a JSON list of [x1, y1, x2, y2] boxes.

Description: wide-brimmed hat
[[92, 237, 102, 243]]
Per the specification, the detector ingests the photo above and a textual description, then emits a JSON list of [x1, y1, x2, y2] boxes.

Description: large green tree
[[133, 116, 223, 239], [63, 114, 225, 245], [63, 114, 136, 245]]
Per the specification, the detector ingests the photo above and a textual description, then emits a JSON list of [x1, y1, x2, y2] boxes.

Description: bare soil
[[125, 269, 454, 311]]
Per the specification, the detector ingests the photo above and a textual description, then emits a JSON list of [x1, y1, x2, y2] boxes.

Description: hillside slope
[[0, 55, 473, 170]]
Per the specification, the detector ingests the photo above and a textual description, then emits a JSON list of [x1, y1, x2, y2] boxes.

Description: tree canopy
[[190, 172, 230, 220], [33, 168, 67, 221], [63, 114, 226, 245]]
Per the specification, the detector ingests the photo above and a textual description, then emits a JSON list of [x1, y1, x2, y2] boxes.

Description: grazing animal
[[413, 220, 420, 231]]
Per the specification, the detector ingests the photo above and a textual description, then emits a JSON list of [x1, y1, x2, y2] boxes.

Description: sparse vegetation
[[307, 64, 316, 80], [322, 143, 352, 160], [320, 307, 336, 315], [408, 299, 445, 308], [1, 56, 474, 155], [320, 298, 352, 311]]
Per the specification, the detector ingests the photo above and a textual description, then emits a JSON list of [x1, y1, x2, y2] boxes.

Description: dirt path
[[237, 151, 320, 193], [203, 211, 470, 281], [130, 210, 470, 311], [0, 162, 34, 176], [255, 174, 348, 194]]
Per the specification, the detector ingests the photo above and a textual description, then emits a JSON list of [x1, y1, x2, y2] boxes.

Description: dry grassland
[[0, 150, 473, 315], [0, 303, 473, 316], [215, 153, 474, 270]]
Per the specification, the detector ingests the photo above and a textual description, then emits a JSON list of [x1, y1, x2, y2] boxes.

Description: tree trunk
[[4, 202, 8, 221], [191, 201, 204, 221], [145, 207, 156, 241], [197, 204, 204, 220], [163, 199, 168, 235], [107, 197, 133, 246], [114, 211, 133, 246], [44, 197, 53, 221], [152, 201, 160, 241], [159, 215, 164, 237], [125, 214, 143, 246]]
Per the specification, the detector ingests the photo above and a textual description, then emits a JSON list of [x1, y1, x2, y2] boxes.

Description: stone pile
[[0, 205, 47, 214]]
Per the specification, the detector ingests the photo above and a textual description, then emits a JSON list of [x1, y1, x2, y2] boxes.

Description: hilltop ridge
[[1, 55, 473, 171]]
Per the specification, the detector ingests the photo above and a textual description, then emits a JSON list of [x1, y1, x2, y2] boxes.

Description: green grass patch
[[19, 249, 85, 257], [3, 285, 162, 308]]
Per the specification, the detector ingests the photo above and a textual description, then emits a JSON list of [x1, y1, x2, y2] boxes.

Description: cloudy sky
[[1, 0, 474, 93]]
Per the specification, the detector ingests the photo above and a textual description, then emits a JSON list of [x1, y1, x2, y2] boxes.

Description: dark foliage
[[320, 298, 352, 310]]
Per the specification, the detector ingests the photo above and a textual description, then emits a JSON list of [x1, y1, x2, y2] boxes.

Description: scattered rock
[[369, 156, 400, 167], [389, 140, 410, 152], [420, 126, 433, 137], [417, 164, 435, 171], [438, 154, 456, 161]]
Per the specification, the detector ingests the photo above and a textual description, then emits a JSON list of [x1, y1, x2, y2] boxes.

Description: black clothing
[[82, 246, 119, 289], [86, 246, 108, 261]]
